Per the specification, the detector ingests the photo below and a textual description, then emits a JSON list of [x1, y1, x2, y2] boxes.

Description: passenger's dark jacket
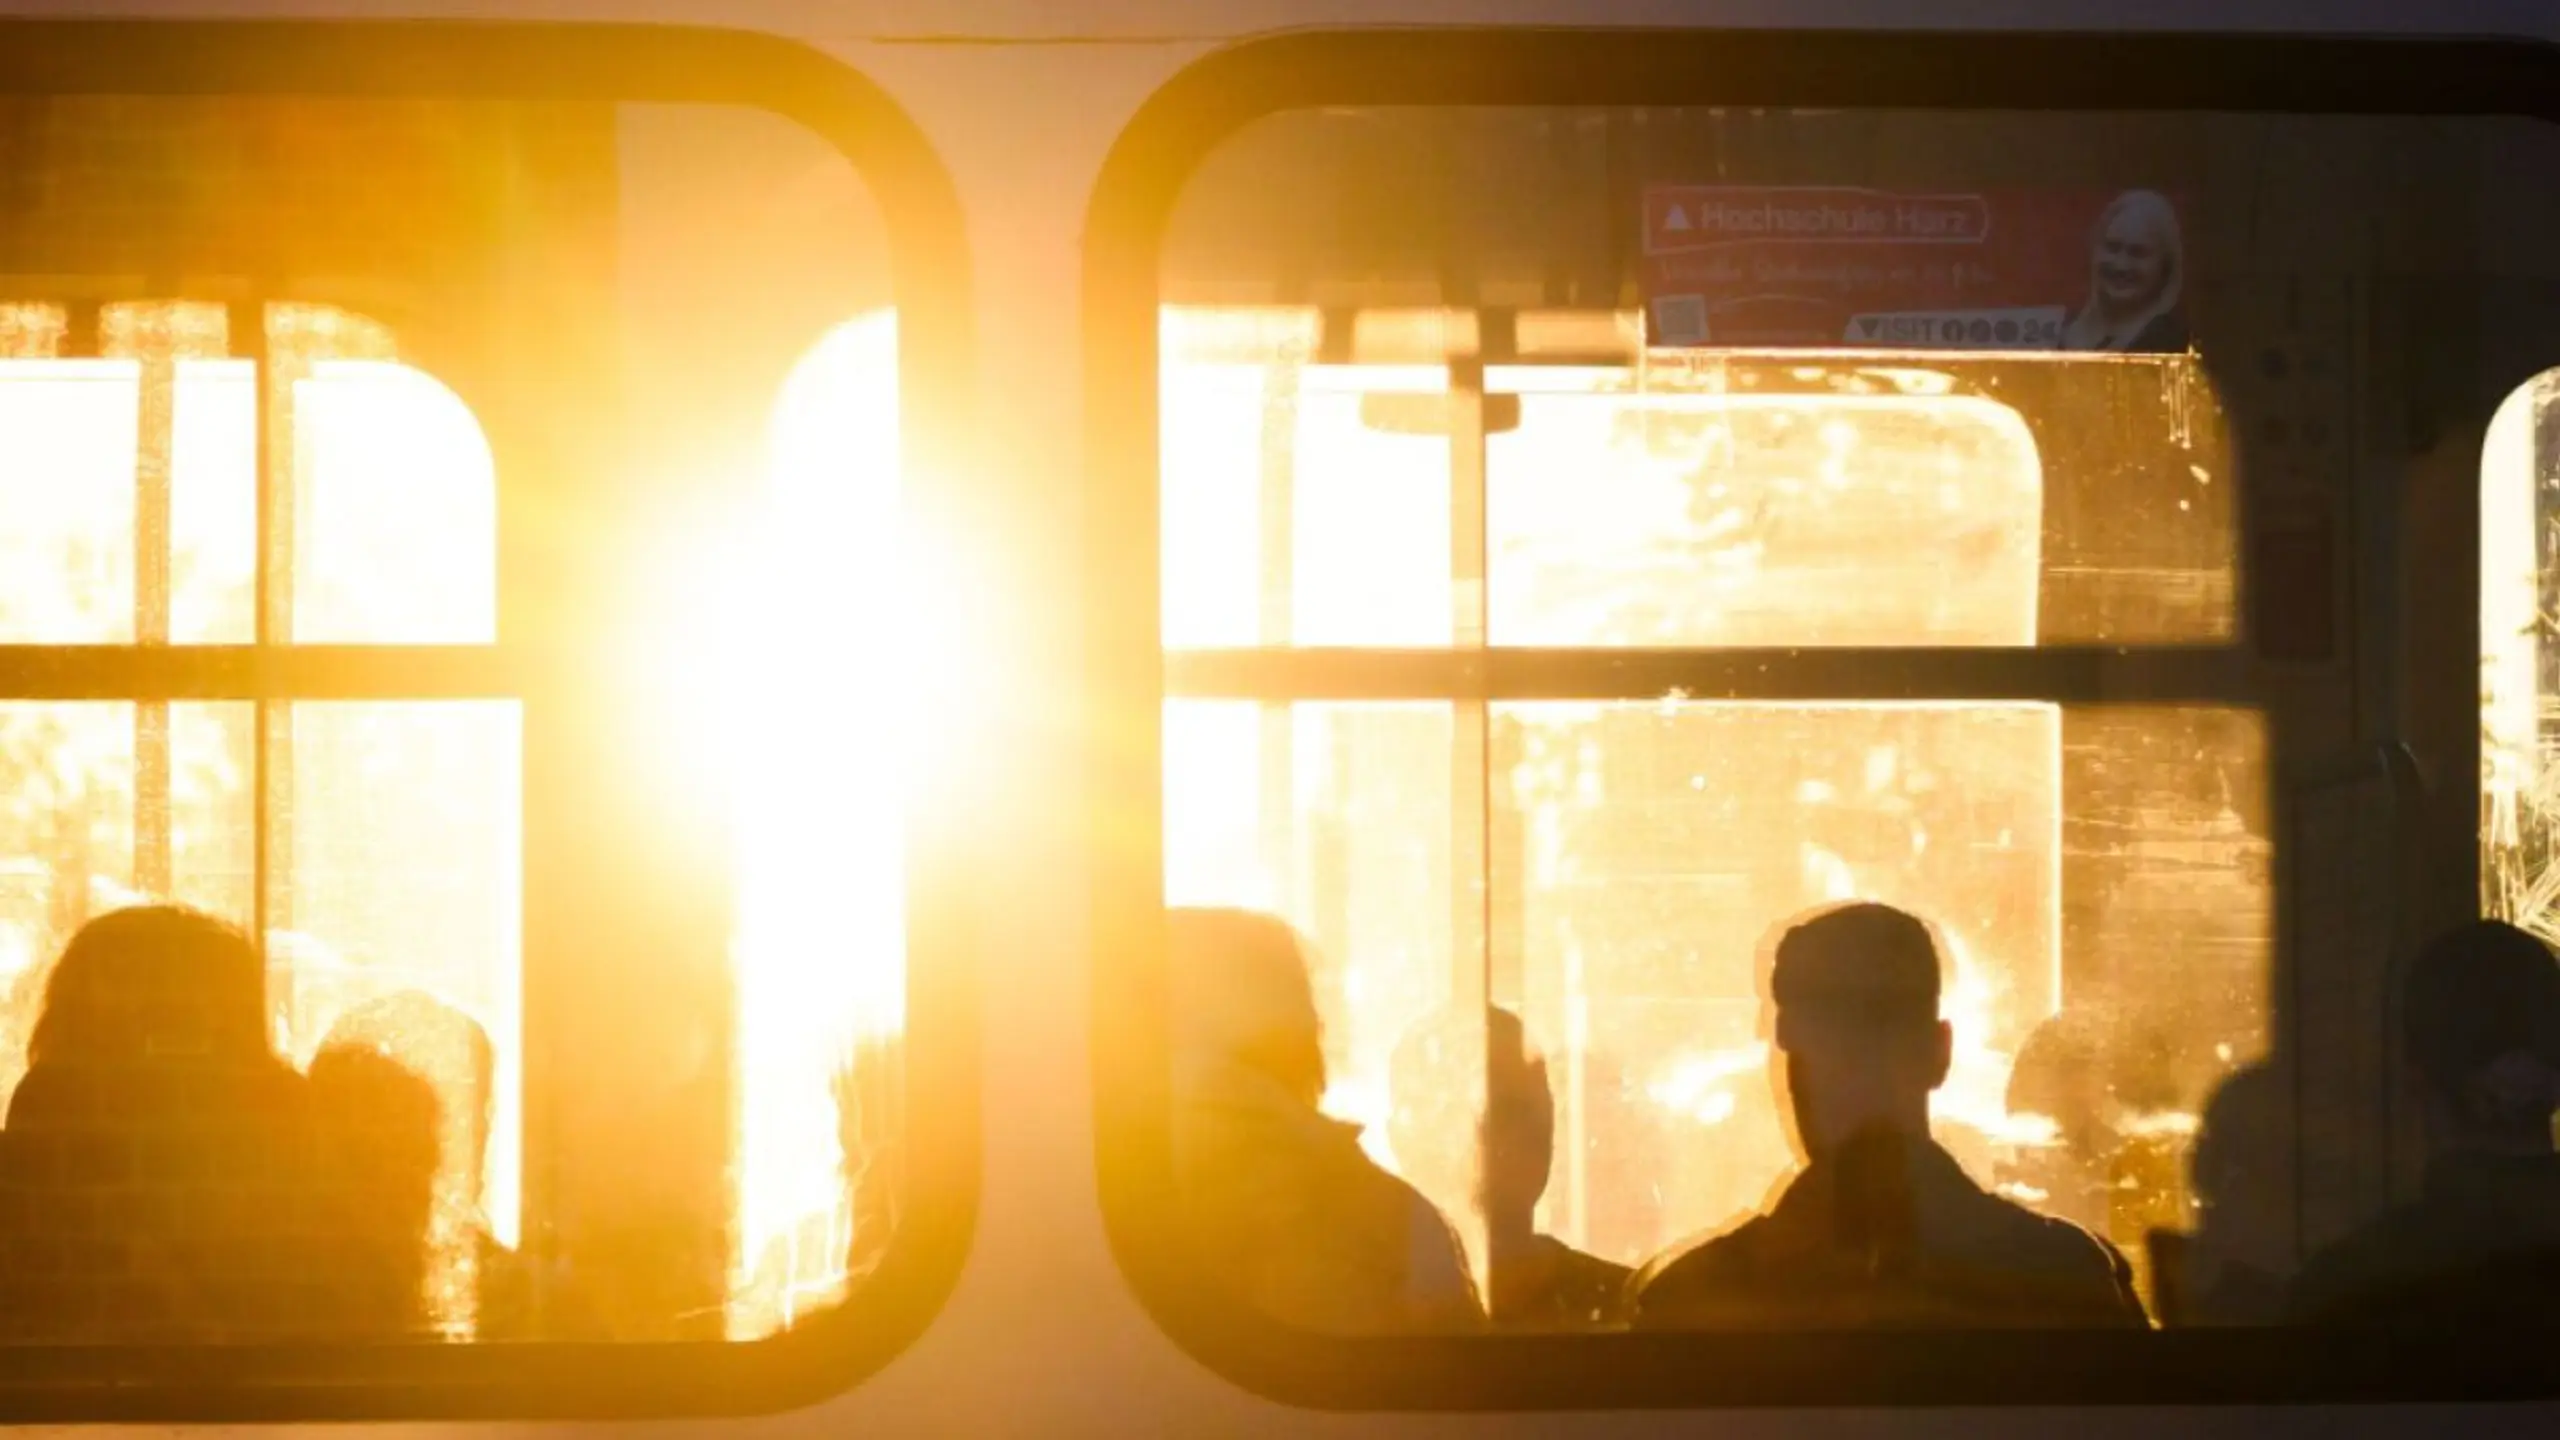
[[1490, 1233, 1633, 1331], [2285, 1151, 2560, 1328], [1173, 1061, 1480, 1334], [1630, 1134, 2150, 1330], [0, 1057, 414, 1342]]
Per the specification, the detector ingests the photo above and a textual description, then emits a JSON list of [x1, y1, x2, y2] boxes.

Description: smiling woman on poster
[[2063, 189, 2188, 353]]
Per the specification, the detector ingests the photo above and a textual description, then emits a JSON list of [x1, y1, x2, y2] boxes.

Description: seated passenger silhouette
[[2002, 1010, 2116, 1236], [2153, 1060, 2289, 1326], [0, 906, 391, 1342], [1389, 1007, 1631, 1329], [1630, 903, 2149, 1330], [307, 1019, 441, 1333], [313, 991, 543, 1339], [2005, 1013, 2185, 1313], [2284, 920, 2560, 1328], [1168, 908, 1479, 1332]]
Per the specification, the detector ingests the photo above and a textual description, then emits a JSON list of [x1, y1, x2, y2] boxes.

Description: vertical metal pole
[[1256, 317, 1302, 923], [1448, 329, 1491, 1017], [52, 300, 106, 942], [237, 298, 284, 957], [1446, 303, 1495, 1309], [129, 302, 176, 899]]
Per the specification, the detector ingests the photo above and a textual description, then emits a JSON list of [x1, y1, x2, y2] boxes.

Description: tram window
[[1123, 95, 2560, 1370], [0, 86, 933, 1368], [2485, 376, 2560, 945]]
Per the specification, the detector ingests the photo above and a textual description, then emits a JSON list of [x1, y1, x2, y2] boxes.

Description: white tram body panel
[[0, 1, 2549, 1436]]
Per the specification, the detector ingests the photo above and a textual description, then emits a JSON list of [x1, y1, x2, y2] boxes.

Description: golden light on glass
[[1158, 306, 2076, 1279]]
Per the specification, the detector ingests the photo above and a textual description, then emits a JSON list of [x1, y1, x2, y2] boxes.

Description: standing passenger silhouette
[[2285, 920, 2560, 1327], [1631, 903, 2149, 1329]]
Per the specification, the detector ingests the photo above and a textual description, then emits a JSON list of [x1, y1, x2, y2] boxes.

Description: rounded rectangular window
[[0, 35, 960, 1407], [1099, 41, 2560, 1405]]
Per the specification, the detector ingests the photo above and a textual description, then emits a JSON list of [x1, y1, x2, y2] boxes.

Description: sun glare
[[0, 300, 918, 1342], [719, 311, 910, 1336]]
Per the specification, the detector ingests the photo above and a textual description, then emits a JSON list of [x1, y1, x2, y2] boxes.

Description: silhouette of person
[[2152, 1059, 2289, 1327], [307, 1024, 441, 1334], [1631, 903, 2150, 1330], [2002, 1010, 2117, 1235], [1168, 908, 1479, 1332], [2285, 920, 2560, 1327], [1388, 1007, 1631, 1329], [2004, 1012, 2188, 1314], [0, 906, 362, 1341], [312, 990, 545, 1339]]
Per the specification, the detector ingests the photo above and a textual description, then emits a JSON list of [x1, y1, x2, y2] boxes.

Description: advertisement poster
[[1641, 186, 2192, 354]]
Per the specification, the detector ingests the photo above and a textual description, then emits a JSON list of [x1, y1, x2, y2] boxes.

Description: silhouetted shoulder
[[1513, 1234, 1635, 1329], [1633, 1152, 2146, 1331], [2286, 1154, 2560, 1326], [2285, 1204, 2436, 1324], [3, 1061, 70, 1129], [1951, 1186, 2140, 1286], [1628, 1212, 1786, 1329], [1920, 1172, 2149, 1326]]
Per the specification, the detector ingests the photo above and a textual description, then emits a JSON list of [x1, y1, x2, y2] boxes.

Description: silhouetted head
[[2006, 1009, 2110, 1154], [1764, 902, 1954, 1160], [309, 1039, 442, 1192], [28, 906, 270, 1068], [306, 1035, 441, 1332], [1389, 1007, 1552, 1236], [316, 991, 497, 1191], [1168, 908, 1326, 1111], [2400, 921, 2560, 1153]]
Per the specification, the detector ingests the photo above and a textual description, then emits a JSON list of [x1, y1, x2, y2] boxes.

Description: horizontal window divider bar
[[0, 645, 531, 700], [1162, 646, 2255, 704]]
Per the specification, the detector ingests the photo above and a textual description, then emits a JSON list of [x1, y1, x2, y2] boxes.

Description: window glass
[[0, 94, 913, 1350], [1488, 377, 2044, 647], [1145, 103, 2560, 1345], [0, 368, 141, 643], [1162, 112, 2243, 656], [1165, 698, 2265, 1317], [278, 701, 522, 1316], [2485, 377, 2556, 939]]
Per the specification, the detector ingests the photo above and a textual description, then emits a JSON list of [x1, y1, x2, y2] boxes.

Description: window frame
[[0, 19, 976, 1422], [1085, 27, 2560, 1409]]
